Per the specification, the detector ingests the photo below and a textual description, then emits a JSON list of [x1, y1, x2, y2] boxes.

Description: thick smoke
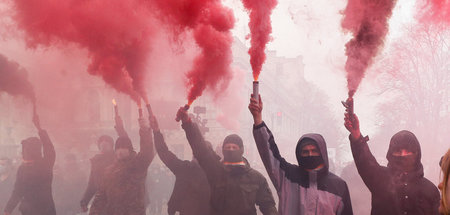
[[11, 0, 154, 104], [241, 0, 278, 81], [341, 0, 397, 97], [0, 53, 35, 103], [420, 0, 450, 24], [152, 0, 235, 105]]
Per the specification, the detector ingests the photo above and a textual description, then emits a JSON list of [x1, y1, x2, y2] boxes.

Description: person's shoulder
[[419, 176, 440, 196], [326, 172, 347, 185]]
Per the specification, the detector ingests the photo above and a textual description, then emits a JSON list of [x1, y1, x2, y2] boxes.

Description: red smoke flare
[[342, 0, 397, 97], [11, 0, 153, 104], [152, 0, 235, 105], [0, 54, 35, 103], [241, 0, 277, 81], [420, 0, 450, 24]]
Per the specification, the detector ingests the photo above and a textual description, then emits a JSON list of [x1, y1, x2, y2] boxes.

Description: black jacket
[[350, 130, 440, 215], [4, 130, 56, 215], [89, 128, 155, 215], [80, 152, 115, 208], [154, 130, 211, 215], [182, 121, 278, 215]]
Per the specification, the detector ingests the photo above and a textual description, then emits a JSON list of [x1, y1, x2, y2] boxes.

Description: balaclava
[[387, 130, 421, 172], [296, 138, 323, 170], [222, 134, 244, 163]]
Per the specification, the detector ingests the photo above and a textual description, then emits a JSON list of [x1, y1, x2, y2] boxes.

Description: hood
[[387, 130, 423, 175], [296, 133, 329, 173]]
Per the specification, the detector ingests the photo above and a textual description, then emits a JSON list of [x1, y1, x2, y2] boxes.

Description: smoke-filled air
[[342, 0, 397, 97], [0, 0, 449, 215], [241, 0, 278, 80]]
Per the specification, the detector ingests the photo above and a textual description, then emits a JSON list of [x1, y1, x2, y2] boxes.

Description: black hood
[[295, 133, 329, 173], [387, 130, 423, 175]]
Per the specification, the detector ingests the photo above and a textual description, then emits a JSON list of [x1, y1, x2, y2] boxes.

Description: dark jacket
[[350, 130, 440, 215], [89, 128, 155, 215], [253, 122, 353, 215], [80, 152, 115, 208], [182, 121, 278, 215], [154, 130, 211, 215], [4, 130, 56, 215]]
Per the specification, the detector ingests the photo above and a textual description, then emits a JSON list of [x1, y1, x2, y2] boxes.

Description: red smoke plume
[[0, 54, 35, 103], [152, 0, 235, 105], [342, 0, 397, 97], [11, 0, 153, 105], [420, 0, 450, 23], [242, 0, 277, 81]]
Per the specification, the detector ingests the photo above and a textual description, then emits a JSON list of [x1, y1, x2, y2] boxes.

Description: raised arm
[[4, 168, 25, 214], [33, 115, 55, 167], [150, 116, 185, 174], [250, 95, 297, 192], [114, 115, 128, 138], [344, 98, 384, 191], [177, 107, 222, 181], [135, 116, 155, 170]]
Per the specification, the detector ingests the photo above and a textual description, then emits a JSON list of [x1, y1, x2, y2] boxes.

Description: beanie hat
[[222, 134, 244, 150], [98, 135, 114, 147]]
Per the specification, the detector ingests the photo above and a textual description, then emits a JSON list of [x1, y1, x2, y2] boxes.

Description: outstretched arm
[[344, 98, 384, 192], [151, 116, 185, 174], [114, 115, 128, 138], [136, 118, 155, 169], [177, 107, 222, 181], [250, 95, 297, 192], [33, 115, 55, 167]]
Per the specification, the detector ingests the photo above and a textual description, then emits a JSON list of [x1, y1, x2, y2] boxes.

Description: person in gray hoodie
[[249, 95, 353, 215]]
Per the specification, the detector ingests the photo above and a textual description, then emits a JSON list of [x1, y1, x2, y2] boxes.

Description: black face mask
[[223, 150, 242, 163], [298, 156, 323, 170], [390, 155, 416, 172]]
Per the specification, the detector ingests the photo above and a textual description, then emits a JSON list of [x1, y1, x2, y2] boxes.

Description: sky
[[224, 0, 418, 135]]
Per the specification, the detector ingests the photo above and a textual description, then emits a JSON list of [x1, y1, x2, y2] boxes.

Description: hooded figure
[[349, 129, 440, 214], [177, 107, 278, 215], [253, 122, 353, 215], [152, 116, 211, 215], [4, 130, 56, 215]]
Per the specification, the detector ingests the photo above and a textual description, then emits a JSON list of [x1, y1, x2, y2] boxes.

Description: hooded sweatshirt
[[350, 130, 440, 215], [253, 122, 353, 215]]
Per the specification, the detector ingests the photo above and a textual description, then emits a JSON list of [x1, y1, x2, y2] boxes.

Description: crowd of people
[[1, 95, 449, 215]]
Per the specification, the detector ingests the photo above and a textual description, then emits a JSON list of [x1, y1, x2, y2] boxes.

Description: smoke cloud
[[0, 53, 35, 103], [241, 0, 278, 81], [152, 0, 235, 106], [420, 0, 450, 24], [341, 0, 397, 97], [11, 0, 155, 105]]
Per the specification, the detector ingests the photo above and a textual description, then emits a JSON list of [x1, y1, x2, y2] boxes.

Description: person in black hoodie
[[250, 95, 353, 215], [176, 107, 278, 215], [344, 97, 440, 215], [150, 115, 211, 215], [4, 115, 56, 215]]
